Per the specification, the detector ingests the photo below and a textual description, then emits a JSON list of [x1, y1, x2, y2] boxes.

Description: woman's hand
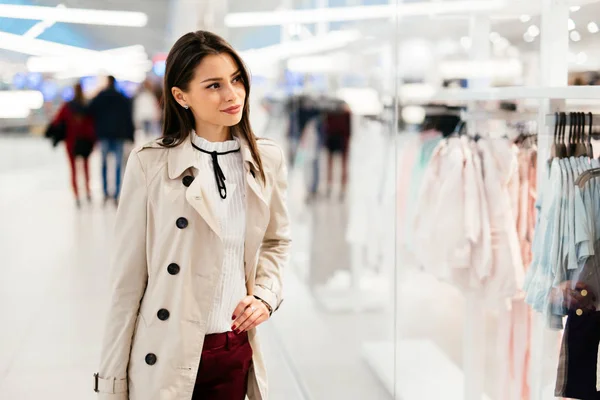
[[231, 296, 270, 334], [550, 281, 596, 312]]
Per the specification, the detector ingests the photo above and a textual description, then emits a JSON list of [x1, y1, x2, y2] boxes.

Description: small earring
[[183, 105, 189, 110]]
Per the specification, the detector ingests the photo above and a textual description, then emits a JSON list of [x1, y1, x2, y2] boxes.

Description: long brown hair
[[161, 31, 265, 182], [73, 82, 85, 105]]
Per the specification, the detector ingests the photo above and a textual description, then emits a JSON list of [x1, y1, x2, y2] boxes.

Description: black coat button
[[157, 309, 170, 321], [176, 217, 188, 229], [161, 136, 175, 145], [145, 353, 157, 365], [182, 176, 194, 187], [167, 263, 180, 275]]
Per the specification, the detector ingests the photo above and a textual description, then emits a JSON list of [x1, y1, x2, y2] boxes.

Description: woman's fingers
[[231, 297, 270, 333], [238, 310, 265, 333], [232, 296, 253, 321]]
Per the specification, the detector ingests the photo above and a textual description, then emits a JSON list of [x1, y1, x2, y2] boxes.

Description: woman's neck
[[194, 122, 232, 143]]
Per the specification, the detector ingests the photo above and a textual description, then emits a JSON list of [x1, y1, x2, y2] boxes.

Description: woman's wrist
[[253, 295, 273, 316]]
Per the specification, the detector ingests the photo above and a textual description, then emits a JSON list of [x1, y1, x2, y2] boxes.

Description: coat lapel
[[167, 137, 222, 238], [185, 172, 222, 238], [167, 133, 271, 280]]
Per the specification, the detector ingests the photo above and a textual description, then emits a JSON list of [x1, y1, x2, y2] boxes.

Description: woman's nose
[[222, 84, 237, 102]]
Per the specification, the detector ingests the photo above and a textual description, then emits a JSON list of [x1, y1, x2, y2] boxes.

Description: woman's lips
[[221, 105, 241, 114]]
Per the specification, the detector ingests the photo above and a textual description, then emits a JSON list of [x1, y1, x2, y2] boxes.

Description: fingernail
[[232, 315, 236, 320], [231, 325, 236, 331], [235, 329, 241, 335]]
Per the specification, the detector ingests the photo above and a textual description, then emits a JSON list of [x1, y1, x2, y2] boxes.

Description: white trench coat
[[94, 133, 291, 400]]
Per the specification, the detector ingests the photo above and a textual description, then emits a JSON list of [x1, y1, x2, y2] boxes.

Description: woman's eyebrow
[[201, 69, 241, 83]]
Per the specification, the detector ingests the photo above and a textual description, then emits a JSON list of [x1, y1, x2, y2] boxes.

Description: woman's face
[[172, 53, 246, 129]]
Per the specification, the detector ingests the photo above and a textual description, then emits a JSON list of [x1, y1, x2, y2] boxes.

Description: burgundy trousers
[[192, 331, 253, 400]]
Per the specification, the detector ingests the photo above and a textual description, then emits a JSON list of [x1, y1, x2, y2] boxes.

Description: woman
[[94, 31, 291, 400], [51, 82, 96, 207]]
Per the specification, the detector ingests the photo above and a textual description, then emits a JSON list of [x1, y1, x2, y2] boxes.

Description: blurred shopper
[[88, 75, 135, 205], [133, 78, 161, 140], [324, 101, 352, 200], [51, 82, 96, 208], [94, 31, 290, 400]]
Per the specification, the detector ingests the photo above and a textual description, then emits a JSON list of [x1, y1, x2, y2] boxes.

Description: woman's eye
[[233, 75, 242, 83], [208, 83, 220, 89]]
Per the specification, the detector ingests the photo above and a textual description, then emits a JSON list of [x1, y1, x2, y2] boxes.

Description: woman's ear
[[171, 87, 188, 108]]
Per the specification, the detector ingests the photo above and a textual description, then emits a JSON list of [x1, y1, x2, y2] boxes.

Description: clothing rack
[[544, 112, 600, 127], [460, 110, 538, 122]]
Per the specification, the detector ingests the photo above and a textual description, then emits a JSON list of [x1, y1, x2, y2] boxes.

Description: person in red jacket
[[52, 82, 97, 207]]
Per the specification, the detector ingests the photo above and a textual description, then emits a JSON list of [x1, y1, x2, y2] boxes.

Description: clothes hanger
[[568, 112, 576, 157], [579, 112, 587, 156], [550, 112, 559, 159], [557, 112, 568, 158], [575, 112, 600, 187], [574, 112, 587, 157], [587, 112, 595, 158]]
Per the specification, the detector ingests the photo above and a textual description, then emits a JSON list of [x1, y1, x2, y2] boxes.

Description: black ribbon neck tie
[[191, 142, 240, 199]]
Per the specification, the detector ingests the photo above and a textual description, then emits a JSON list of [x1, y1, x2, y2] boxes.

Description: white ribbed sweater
[[192, 134, 247, 334]]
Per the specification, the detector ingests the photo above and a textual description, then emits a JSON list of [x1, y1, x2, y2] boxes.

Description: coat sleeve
[[253, 147, 291, 313], [95, 151, 148, 399]]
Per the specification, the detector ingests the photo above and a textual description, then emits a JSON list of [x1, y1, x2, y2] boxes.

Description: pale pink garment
[[516, 148, 538, 268], [474, 139, 528, 400], [507, 146, 537, 400], [476, 138, 524, 305], [467, 139, 492, 284], [413, 138, 476, 286]]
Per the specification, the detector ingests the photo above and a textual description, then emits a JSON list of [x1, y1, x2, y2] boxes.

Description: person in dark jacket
[[88, 75, 135, 205], [51, 82, 96, 208]]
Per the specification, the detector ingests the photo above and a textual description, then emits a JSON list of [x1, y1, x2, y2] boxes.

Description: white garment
[[133, 89, 160, 123], [192, 134, 248, 334]]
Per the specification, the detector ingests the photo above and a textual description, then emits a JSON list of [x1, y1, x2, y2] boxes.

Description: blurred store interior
[[2, 0, 600, 399]]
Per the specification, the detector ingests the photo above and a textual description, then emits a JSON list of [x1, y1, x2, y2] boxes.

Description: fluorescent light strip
[[0, 91, 44, 110], [0, 4, 147, 27], [241, 31, 361, 66], [0, 31, 95, 56], [22, 3, 65, 39], [225, 0, 505, 27]]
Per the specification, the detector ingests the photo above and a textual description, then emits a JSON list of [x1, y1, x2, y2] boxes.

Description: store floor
[[0, 134, 392, 400]]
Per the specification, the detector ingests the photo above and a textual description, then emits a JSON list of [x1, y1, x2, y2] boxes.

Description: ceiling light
[[0, 4, 148, 27], [588, 22, 599, 33], [527, 25, 540, 37], [523, 32, 534, 42], [241, 30, 362, 69], [0, 31, 94, 57], [23, 3, 65, 39], [568, 18, 576, 31], [0, 90, 44, 110], [495, 37, 510, 50], [401, 106, 426, 125], [570, 6, 581, 12], [570, 30, 582, 41], [489, 32, 501, 42], [224, 0, 505, 27], [0, 106, 30, 119], [520, 15, 531, 23]]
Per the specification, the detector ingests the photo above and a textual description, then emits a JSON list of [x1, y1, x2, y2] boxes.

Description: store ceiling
[[0, 0, 599, 68], [0, 0, 170, 60]]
